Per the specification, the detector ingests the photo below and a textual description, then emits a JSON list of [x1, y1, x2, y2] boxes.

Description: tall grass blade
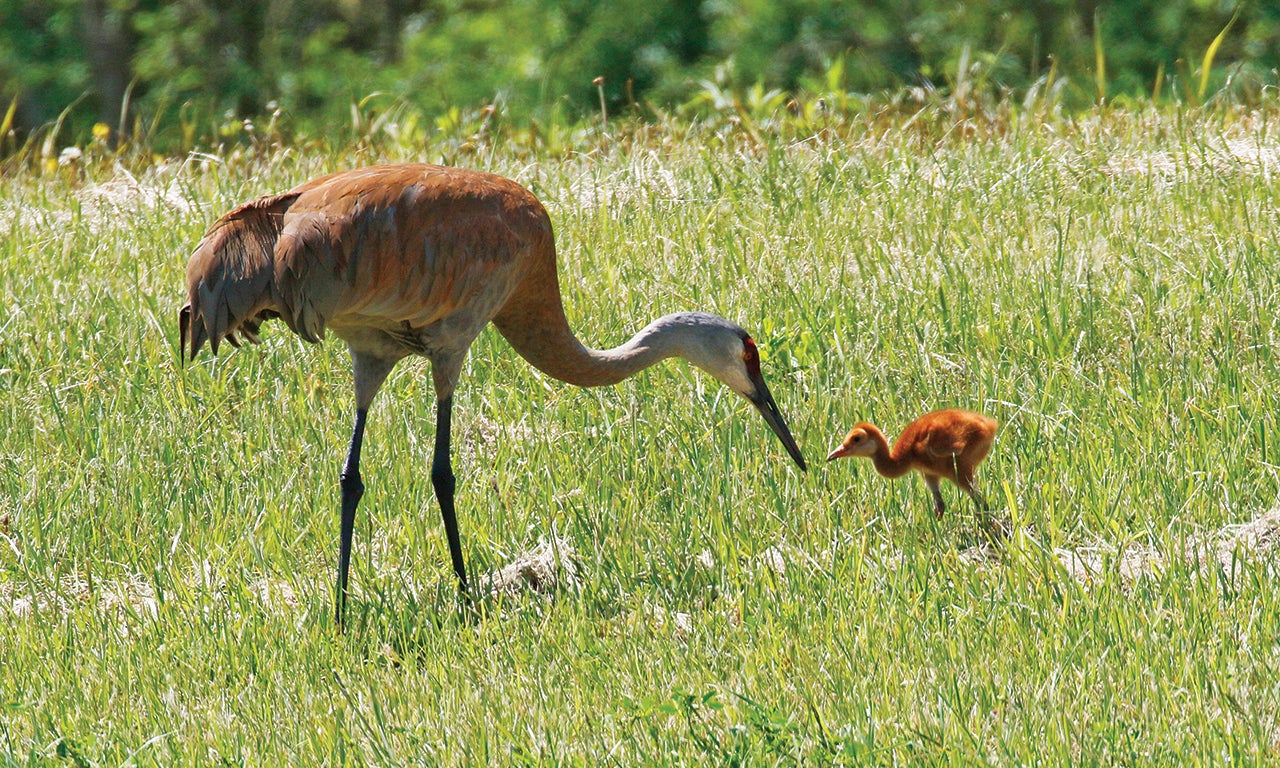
[[1093, 9, 1108, 105], [117, 78, 137, 148], [1, 93, 17, 143], [39, 91, 87, 160], [1198, 6, 1241, 101]]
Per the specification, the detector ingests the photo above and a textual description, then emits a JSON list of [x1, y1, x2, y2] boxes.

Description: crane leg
[[432, 395, 468, 595], [335, 407, 368, 628]]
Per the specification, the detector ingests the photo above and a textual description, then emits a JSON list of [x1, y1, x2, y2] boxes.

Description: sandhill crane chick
[[826, 409, 996, 518]]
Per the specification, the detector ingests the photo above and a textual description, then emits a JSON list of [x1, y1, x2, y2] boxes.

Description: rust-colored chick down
[[826, 409, 996, 518]]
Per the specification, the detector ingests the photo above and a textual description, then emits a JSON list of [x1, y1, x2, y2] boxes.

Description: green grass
[[2, 104, 1280, 764]]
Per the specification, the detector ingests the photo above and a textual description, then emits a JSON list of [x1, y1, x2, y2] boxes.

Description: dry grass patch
[[1104, 137, 1280, 180], [1054, 501, 1280, 586], [1188, 501, 1280, 578], [1055, 542, 1165, 586], [479, 536, 580, 598]]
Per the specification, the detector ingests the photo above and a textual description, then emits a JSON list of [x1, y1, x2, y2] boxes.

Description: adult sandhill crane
[[180, 163, 807, 626], [826, 409, 995, 518]]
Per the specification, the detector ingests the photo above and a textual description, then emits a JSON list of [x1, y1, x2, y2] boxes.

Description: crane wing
[[269, 165, 536, 350], [273, 209, 348, 343], [916, 415, 989, 458], [899, 418, 967, 459], [922, 431, 966, 458]]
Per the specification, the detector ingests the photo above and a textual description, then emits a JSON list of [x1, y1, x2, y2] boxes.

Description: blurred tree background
[[1, 0, 1277, 151]]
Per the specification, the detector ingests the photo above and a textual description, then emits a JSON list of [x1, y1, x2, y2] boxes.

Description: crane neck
[[866, 427, 913, 478], [491, 236, 735, 388], [499, 308, 705, 387]]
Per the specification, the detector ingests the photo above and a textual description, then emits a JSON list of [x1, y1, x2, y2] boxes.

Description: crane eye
[[742, 337, 761, 371]]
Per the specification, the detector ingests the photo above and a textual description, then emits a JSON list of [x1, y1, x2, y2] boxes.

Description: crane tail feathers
[[199, 279, 230, 356], [178, 303, 209, 363], [181, 191, 296, 361], [179, 304, 190, 364]]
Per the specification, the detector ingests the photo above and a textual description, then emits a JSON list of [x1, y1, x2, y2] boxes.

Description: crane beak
[[747, 377, 807, 472]]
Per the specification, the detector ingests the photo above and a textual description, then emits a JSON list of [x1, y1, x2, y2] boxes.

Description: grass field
[[2, 103, 1280, 764]]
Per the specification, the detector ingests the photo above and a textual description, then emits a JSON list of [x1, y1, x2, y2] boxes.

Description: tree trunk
[[80, 0, 134, 143]]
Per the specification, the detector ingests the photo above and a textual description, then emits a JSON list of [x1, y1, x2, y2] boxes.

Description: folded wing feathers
[[273, 211, 339, 344]]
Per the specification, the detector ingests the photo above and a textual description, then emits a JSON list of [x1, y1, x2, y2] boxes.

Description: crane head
[[672, 313, 807, 472], [736, 335, 808, 472], [826, 424, 878, 461]]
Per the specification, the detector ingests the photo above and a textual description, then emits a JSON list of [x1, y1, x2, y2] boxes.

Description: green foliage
[[2, 0, 1278, 154], [0, 1, 86, 127]]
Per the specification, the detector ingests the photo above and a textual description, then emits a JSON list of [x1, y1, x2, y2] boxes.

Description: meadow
[[2, 102, 1279, 764]]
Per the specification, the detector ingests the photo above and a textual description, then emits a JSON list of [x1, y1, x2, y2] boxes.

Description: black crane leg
[[335, 408, 368, 628], [432, 395, 468, 596]]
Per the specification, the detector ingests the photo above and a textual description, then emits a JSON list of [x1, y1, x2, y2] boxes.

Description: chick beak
[[825, 443, 853, 462]]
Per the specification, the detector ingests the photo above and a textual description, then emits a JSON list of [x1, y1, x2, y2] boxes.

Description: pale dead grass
[[479, 536, 580, 598], [561, 153, 686, 212], [1055, 542, 1166, 586], [457, 412, 541, 451], [1187, 502, 1280, 578], [744, 500, 1280, 590], [1104, 137, 1280, 181], [1057, 501, 1280, 587], [252, 577, 300, 610], [78, 175, 194, 219], [753, 545, 791, 580], [0, 537, 582, 624], [0, 170, 194, 233], [1, 561, 308, 625], [644, 603, 696, 640], [957, 541, 1004, 568], [3, 573, 158, 625], [750, 541, 828, 583]]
